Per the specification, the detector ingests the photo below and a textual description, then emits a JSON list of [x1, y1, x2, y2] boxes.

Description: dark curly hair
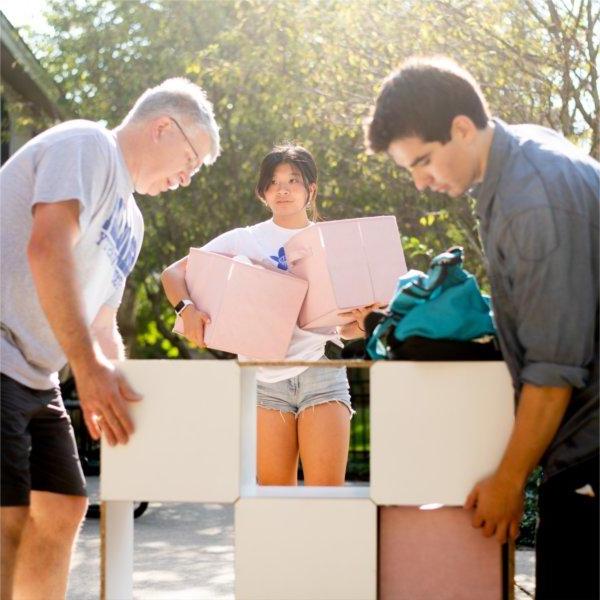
[[365, 56, 490, 153]]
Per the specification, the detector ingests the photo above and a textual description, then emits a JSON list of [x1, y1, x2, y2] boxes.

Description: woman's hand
[[180, 305, 211, 348], [352, 303, 384, 331], [338, 303, 383, 339]]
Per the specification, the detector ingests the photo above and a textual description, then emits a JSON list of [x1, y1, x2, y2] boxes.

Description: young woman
[[161, 144, 372, 486]]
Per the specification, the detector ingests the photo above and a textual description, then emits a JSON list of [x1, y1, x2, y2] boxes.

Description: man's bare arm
[[91, 305, 126, 361], [496, 384, 571, 485], [28, 201, 140, 445], [27, 201, 98, 370]]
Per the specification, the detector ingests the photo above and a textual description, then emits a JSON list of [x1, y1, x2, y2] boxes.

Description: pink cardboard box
[[379, 506, 508, 600], [174, 249, 308, 359], [284, 216, 407, 329]]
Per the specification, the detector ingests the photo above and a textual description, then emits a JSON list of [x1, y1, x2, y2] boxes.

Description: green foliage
[[25, 0, 597, 356], [518, 466, 543, 547]]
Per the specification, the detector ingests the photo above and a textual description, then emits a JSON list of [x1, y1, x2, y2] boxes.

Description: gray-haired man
[[0, 77, 220, 598]]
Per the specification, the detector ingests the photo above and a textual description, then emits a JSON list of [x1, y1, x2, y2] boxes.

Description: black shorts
[[1, 373, 87, 506]]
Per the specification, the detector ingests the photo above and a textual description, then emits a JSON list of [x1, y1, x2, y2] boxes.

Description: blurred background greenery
[[4, 0, 596, 359]]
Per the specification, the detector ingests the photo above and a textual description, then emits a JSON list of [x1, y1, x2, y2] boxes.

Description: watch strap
[[174, 299, 193, 315]]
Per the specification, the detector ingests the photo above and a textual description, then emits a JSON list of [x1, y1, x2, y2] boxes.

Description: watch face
[[176, 300, 193, 315]]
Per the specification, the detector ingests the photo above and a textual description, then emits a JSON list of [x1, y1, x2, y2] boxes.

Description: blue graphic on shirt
[[269, 247, 288, 271], [96, 197, 139, 288]]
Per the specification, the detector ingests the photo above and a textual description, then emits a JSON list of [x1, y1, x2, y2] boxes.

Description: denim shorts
[[257, 359, 353, 418]]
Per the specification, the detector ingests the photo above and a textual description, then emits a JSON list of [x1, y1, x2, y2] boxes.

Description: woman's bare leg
[[298, 402, 350, 486], [257, 407, 299, 485]]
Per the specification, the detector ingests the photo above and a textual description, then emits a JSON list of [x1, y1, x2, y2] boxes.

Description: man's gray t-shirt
[[471, 119, 599, 481], [0, 120, 144, 390]]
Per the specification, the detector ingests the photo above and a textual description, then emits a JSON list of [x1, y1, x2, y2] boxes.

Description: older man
[[0, 77, 220, 598], [366, 57, 598, 600]]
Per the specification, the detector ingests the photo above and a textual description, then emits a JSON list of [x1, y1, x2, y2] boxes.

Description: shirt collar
[[269, 218, 313, 232], [470, 118, 513, 222]]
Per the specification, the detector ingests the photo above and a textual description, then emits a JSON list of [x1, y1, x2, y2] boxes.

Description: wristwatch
[[174, 299, 194, 316]]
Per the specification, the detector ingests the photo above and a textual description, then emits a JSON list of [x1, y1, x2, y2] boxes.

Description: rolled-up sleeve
[[500, 206, 596, 389]]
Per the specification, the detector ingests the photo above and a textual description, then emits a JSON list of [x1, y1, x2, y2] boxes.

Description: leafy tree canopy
[[18, 0, 597, 357]]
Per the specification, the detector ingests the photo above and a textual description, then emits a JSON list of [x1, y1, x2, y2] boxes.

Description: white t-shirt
[[0, 120, 143, 389], [202, 219, 340, 383]]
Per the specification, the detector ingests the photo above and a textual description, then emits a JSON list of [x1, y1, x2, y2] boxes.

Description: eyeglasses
[[169, 116, 202, 175]]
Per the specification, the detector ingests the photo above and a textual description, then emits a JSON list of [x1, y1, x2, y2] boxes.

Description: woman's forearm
[[161, 256, 190, 307]]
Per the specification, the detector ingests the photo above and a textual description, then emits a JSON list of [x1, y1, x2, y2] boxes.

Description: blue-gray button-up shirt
[[471, 119, 599, 481]]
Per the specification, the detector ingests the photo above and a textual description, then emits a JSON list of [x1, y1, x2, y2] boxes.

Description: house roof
[[1, 10, 64, 119]]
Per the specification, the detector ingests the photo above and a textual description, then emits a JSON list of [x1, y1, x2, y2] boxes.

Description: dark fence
[[347, 367, 370, 481]]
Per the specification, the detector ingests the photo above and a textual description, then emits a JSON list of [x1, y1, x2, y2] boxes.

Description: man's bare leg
[[1, 506, 28, 599], [13, 491, 87, 600]]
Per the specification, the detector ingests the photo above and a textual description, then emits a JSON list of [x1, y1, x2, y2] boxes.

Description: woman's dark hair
[[255, 144, 319, 221], [366, 56, 491, 153]]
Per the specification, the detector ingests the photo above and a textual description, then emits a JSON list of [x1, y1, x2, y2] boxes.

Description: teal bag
[[366, 247, 496, 360]]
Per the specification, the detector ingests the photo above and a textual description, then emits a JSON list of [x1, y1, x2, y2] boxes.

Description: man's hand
[[72, 356, 142, 446], [464, 471, 524, 543], [464, 384, 571, 544], [180, 305, 211, 348]]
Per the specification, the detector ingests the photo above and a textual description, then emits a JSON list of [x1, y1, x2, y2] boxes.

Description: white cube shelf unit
[[235, 488, 376, 600], [370, 361, 515, 506], [100, 359, 514, 600], [101, 360, 248, 504]]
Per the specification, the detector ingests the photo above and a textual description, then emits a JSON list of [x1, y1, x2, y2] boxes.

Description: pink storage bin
[[379, 506, 507, 600], [173, 249, 308, 359], [284, 216, 407, 329]]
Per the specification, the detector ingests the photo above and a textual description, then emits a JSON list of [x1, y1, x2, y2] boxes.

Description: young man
[[366, 57, 598, 599], [0, 77, 220, 599]]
